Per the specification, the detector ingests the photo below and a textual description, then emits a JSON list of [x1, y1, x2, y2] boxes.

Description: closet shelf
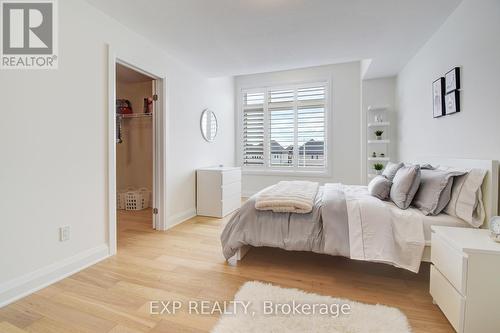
[[118, 113, 152, 119]]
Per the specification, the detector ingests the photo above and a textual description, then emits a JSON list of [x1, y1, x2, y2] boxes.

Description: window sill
[[242, 169, 331, 178]]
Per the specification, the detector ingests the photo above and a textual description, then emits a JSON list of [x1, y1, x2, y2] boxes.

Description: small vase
[[490, 216, 500, 242], [375, 170, 382, 175], [376, 136, 382, 140]]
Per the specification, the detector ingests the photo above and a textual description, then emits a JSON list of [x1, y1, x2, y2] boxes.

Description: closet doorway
[[108, 47, 166, 255], [115, 63, 157, 245]]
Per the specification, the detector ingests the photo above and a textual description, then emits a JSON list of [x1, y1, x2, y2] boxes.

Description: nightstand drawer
[[222, 181, 241, 199], [222, 196, 241, 216], [430, 265, 465, 333], [431, 232, 467, 295], [222, 170, 241, 185]]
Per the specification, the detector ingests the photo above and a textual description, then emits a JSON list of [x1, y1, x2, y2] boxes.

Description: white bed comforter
[[343, 185, 426, 272]]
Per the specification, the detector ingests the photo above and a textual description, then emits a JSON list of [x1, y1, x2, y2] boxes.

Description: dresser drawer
[[223, 181, 241, 198], [431, 232, 467, 295], [222, 195, 241, 216], [222, 170, 241, 185], [430, 265, 465, 333]]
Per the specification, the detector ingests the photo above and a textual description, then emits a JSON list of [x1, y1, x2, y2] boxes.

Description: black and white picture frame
[[432, 77, 445, 118], [445, 90, 460, 115], [445, 67, 460, 93]]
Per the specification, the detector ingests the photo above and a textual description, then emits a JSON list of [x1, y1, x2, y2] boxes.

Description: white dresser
[[196, 166, 241, 218], [430, 226, 500, 333]]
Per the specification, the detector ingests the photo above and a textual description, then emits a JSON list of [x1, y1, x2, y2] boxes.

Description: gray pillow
[[390, 164, 421, 209], [419, 163, 435, 170], [382, 162, 404, 181], [412, 169, 466, 215], [368, 175, 392, 200]]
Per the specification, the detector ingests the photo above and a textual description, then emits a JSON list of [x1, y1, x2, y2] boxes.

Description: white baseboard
[[0, 244, 109, 308], [165, 207, 197, 230]]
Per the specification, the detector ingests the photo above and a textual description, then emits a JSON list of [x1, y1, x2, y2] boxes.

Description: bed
[[416, 157, 498, 262], [221, 158, 498, 272]]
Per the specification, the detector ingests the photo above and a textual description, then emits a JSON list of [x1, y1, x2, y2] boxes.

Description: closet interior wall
[[116, 79, 154, 193]]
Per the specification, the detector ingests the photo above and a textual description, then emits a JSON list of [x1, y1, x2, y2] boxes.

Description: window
[[241, 83, 327, 172], [242, 92, 265, 166]]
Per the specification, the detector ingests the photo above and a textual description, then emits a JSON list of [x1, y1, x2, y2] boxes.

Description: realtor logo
[[1, 0, 58, 69]]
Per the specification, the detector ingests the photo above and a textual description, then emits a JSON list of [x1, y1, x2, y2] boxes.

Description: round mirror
[[200, 109, 218, 142]]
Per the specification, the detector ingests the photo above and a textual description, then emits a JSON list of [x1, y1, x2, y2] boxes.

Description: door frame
[[107, 45, 167, 256]]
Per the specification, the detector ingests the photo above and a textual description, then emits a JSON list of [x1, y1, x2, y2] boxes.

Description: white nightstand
[[196, 166, 241, 218], [430, 226, 500, 333]]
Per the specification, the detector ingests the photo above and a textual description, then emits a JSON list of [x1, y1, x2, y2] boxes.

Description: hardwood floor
[[0, 209, 453, 332]]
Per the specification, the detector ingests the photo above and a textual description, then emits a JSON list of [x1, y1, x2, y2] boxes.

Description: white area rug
[[212, 281, 411, 333]]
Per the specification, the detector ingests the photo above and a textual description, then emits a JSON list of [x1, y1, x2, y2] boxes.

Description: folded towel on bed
[[255, 181, 319, 213]]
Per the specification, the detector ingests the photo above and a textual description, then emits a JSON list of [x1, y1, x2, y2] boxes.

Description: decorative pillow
[[382, 162, 404, 181], [419, 163, 435, 170], [390, 164, 421, 209], [412, 169, 466, 216], [443, 168, 487, 227], [368, 175, 392, 200]]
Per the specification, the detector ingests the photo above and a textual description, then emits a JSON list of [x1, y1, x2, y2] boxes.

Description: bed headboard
[[418, 158, 499, 228]]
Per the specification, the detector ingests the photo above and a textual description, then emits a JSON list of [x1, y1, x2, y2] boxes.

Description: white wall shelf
[[365, 103, 392, 184], [367, 105, 389, 112], [368, 139, 390, 144], [368, 157, 389, 161], [367, 122, 390, 127]]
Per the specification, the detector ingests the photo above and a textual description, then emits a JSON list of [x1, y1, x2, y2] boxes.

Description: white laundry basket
[[139, 187, 152, 207], [117, 190, 127, 210], [125, 189, 150, 211], [117, 186, 137, 210]]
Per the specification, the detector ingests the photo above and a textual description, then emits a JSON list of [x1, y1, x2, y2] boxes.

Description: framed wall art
[[445, 90, 460, 115], [432, 77, 445, 118], [445, 67, 460, 93]]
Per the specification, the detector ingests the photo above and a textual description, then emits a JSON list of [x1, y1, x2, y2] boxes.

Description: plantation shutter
[[297, 86, 326, 168], [242, 92, 265, 166], [268, 88, 295, 167], [241, 82, 327, 171]]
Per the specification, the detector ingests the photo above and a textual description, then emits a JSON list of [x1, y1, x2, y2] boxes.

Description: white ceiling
[[86, 0, 461, 78]]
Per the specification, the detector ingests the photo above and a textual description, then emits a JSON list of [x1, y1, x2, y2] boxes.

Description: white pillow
[[443, 168, 487, 227]]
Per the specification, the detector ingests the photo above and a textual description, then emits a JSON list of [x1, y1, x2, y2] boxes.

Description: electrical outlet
[[59, 226, 70, 242]]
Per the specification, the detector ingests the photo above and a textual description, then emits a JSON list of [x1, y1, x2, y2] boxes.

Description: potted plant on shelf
[[375, 130, 384, 140], [373, 163, 384, 175]]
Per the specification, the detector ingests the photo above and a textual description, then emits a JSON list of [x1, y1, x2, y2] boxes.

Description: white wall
[[0, 0, 234, 304], [396, 0, 500, 164], [361, 77, 396, 184], [235, 62, 361, 196]]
